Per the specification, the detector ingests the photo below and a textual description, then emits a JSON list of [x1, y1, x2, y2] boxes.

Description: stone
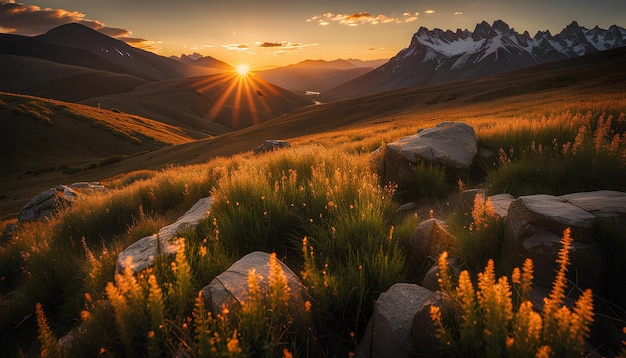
[[504, 191, 626, 293], [200, 251, 310, 327], [18, 185, 74, 222], [372, 122, 478, 185], [421, 257, 463, 292], [18, 182, 109, 223], [409, 219, 455, 261], [358, 283, 433, 358], [116, 196, 214, 274], [254, 139, 291, 154]]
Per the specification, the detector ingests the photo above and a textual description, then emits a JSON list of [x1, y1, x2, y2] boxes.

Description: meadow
[[1, 89, 625, 357]]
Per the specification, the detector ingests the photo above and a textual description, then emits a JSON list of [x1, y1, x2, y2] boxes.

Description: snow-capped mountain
[[327, 20, 626, 99]]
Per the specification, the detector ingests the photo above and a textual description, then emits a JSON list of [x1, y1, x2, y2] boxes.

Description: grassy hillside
[[1, 95, 624, 356], [0, 47, 625, 356], [0, 54, 149, 102], [0, 93, 207, 219]]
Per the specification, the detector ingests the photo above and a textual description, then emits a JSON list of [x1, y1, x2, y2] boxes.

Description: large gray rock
[[116, 196, 213, 274], [372, 122, 478, 185], [358, 283, 433, 358], [18, 182, 107, 223], [200, 251, 310, 325], [505, 191, 626, 292]]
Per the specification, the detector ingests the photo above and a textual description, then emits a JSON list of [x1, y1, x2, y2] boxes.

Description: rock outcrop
[[372, 122, 478, 185], [358, 283, 434, 358], [254, 139, 291, 154], [505, 190, 626, 293], [116, 196, 213, 274], [18, 182, 107, 223], [409, 218, 455, 262]]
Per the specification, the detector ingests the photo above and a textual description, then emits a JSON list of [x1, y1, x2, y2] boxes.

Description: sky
[[1, 0, 625, 69]]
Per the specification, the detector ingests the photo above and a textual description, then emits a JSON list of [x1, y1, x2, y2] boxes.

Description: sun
[[236, 64, 250, 76]]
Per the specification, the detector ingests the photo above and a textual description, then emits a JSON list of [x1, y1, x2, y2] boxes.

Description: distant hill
[[0, 92, 203, 171], [326, 20, 626, 99], [0, 92, 207, 217], [81, 72, 313, 135], [0, 54, 149, 102], [256, 59, 381, 94]]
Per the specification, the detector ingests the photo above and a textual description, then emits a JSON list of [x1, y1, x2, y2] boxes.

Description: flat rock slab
[[561, 190, 626, 220], [116, 196, 213, 274]]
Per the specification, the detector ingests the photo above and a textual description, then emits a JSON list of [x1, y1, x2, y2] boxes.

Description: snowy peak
[[387, 20, 626, 75]]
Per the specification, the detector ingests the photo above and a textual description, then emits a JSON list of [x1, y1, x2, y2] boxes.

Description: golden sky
[[1, 0, 624, 68]]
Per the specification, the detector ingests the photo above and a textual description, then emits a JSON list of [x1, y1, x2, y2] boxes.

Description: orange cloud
[[307, 11, 420, 26]]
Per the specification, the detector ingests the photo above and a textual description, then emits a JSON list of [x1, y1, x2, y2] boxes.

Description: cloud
[[222, 43, 254, 53], [307, 11, 420, 26], [256, 41, 311, 49], [424, 10, 435, 14], [0, 1, 157, 51], [454, 11, 463, 15]]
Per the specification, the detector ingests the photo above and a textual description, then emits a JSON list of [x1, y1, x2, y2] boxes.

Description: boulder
[[254, 139, 291, 154], [200, 251, 310, 325], [116, 196, 213, 274], [18, 182, 108, 223], [411, 291, 461, 355], [358, 283, 433, 358], [409, 219, 455, 261], [421, 257, 463, 292], [504, 191, 626, 292], [372, 122, 478, 185]]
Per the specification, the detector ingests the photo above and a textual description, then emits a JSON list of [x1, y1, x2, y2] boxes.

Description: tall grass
[[483, 112, 626, 195]]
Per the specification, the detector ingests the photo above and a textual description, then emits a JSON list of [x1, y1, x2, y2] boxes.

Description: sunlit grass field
[[1, 91, 625, 356]]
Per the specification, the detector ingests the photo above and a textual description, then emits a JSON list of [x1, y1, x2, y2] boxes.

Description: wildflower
[[227, 330, 242, 354]]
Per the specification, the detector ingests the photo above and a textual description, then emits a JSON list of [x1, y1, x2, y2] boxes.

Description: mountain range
[[326, 20, 626, 99]]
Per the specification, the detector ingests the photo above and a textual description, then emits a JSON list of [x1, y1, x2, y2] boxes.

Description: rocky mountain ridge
[[327, 20, 626, 99]]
